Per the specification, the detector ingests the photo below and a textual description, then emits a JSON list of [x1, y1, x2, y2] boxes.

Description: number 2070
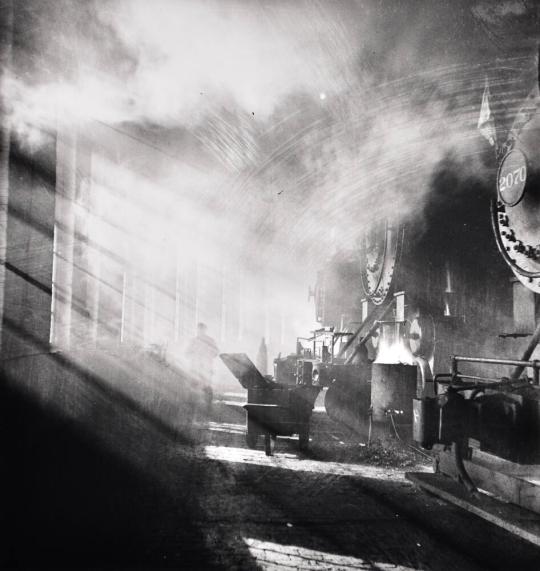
[[499, 166, 526, 192]]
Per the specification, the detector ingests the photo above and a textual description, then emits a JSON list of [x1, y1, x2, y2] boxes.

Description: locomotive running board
[[436, 448, 540, 515], [406, 472, 540, 547]]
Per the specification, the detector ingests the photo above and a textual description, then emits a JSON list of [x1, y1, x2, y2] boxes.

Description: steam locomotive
[[278, 151, 517, 431], [273, 82, 540, 521]]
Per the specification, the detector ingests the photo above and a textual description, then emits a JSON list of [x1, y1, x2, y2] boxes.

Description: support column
[[0, 0, 13, 351], [69, 146, 94, 347], [51, 126, 77, 350]]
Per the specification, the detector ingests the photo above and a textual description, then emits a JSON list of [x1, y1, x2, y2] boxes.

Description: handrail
[[452, 355, 540, 368], [451, 355, 540, 386]]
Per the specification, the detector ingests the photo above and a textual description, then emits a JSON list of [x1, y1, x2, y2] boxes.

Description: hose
[[388, 412, 432, 460]]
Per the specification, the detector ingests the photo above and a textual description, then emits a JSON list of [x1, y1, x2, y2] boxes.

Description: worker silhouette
[[186, 322, 219, 411]]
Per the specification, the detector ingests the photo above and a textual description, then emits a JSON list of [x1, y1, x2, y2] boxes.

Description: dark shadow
[[194, 400, 540, 569], [199, 450, 540, 571], [0, 380, 208, 569], [0, 335, 258, 569], [9, 139, 57, 192], [3, 260, 52, 295]]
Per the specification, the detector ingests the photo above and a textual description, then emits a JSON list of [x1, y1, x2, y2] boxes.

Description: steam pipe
[[337, 313, 372, 358], [343, 312, 390, 365], [338, 300, 393, 358]]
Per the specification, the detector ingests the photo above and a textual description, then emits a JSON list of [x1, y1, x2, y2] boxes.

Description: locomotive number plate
[[497, 149, 527, 207]]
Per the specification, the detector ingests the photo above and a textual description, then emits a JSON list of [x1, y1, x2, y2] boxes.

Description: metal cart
[[220, 353, 320, 455]]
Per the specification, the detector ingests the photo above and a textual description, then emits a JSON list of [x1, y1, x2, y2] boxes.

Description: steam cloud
[[2, 0, 539, 363]]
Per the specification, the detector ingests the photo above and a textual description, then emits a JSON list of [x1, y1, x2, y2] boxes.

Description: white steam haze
[[3, 0, 540, 369]]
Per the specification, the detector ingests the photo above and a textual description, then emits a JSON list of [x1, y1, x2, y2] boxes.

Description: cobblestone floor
[[181, 395, 540, 570], [4, 382, 539, 569]]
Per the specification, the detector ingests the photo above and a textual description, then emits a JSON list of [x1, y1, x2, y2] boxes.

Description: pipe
[[338, 300, 394, 358], [454, 355, 540, 368], [453, 373, 510, 384], [511, 319, 540, 380]]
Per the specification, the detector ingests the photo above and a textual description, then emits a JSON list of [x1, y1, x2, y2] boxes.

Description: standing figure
[[186, 322, 219, 411]]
